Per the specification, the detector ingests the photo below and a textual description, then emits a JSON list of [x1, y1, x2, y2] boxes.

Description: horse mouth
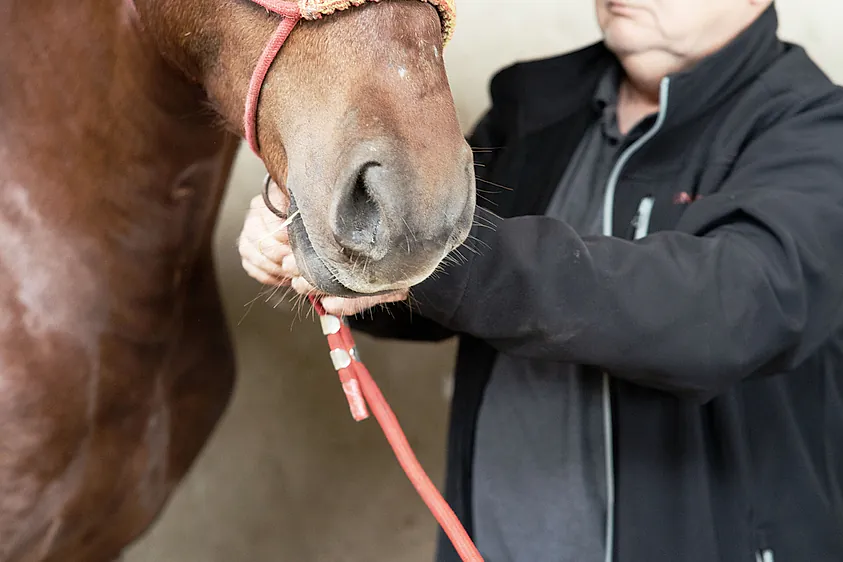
[[285, 194, 398, 299]]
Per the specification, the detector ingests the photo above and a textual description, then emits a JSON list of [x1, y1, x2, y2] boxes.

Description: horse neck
[[0, 1, 236, 248]]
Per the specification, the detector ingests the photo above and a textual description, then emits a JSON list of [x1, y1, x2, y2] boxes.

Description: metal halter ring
[[262, 173, 288, 221]]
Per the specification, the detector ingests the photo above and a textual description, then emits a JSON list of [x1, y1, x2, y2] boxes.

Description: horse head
[[132, 0, 476, 297]]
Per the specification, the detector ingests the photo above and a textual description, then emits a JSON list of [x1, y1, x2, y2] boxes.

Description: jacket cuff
[[410, 246, 477, 330], [410, 210, 503, 329]]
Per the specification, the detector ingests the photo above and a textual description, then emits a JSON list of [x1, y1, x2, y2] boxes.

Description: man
[[238, 1, 843, 560]]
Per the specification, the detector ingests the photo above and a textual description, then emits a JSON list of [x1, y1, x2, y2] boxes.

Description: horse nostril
[[331, 162, 385, 258]]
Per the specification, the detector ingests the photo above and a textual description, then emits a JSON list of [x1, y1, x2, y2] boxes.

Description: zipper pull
[[756, 550, 775, 562], [629, 196, 655, 240]]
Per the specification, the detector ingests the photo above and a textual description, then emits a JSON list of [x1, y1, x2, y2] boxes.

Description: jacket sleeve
[[408, 91, 843, 401]]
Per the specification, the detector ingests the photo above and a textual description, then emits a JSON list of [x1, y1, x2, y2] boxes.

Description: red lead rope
[[308, 296, 484, 562]]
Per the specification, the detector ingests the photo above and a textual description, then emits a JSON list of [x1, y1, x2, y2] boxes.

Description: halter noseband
[[244, 0, 456, 156]]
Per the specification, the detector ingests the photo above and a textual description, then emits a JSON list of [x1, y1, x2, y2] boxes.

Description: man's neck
[[612, 1, 771, 134], [615, 55, 673, 135]]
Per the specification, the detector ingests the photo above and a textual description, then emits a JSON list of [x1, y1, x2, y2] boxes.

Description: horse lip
[[287, 198, 392, 298]]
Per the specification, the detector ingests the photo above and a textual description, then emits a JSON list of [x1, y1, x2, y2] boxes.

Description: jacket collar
[[659, 3, 783, 129], [508, 3, 783, 137]]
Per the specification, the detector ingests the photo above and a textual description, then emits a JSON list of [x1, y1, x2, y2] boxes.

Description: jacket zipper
[[600, 76, 671, 562]]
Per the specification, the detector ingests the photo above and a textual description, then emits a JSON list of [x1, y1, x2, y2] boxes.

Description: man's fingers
[[291, 275, 318, 296], [257, 210, 292, 245], [320, 291, 409, 317], [254, 232, 291, 264], [238, 232, 287, 279], [280, 254, 301, 279], [248, 193, 292, 245], [241, 212, 291, 262], [241, 258, 290, 287]]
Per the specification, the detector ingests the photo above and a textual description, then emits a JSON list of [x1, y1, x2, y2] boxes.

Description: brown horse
[[0, 0, 474, 560]]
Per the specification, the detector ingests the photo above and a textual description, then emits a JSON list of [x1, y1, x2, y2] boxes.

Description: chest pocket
[[622, 187, 700, 239], [616, 143, 739, 239]]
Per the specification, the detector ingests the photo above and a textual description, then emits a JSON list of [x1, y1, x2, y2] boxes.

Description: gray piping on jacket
[[599, 76, 671, 562]]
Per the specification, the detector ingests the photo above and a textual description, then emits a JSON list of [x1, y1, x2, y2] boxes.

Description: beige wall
[[127, 2, 842, 561]]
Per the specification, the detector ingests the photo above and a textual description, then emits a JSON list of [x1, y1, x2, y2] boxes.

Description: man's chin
[[602, 25, 658, 55]]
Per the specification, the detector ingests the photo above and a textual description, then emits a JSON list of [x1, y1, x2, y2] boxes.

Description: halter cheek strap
[[244, 0, 456, 156], [244, 1, 303, 155]]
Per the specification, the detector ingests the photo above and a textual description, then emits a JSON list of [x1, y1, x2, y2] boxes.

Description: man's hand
[[237, 185, 408, 317]]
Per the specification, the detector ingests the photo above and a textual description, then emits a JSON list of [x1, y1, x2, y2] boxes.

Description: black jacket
[[350, 6, 843, 561]]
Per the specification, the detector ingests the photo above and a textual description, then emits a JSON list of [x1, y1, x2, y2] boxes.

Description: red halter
[[243, 1, 303, 155]]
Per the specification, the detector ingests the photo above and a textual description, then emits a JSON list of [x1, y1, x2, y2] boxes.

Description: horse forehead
[[0, 183, 106, 346]]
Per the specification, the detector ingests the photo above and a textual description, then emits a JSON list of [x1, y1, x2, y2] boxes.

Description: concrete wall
[[126, 2, 842, 561]]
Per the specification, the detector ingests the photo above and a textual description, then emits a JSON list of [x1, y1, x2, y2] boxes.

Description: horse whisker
[[470, 146, 502, 153], [476, 194, 498, 207], [466, 234, 491, 252], [472, 216, 496, 229], [238, 282, 277, 325], [401, 217, 418, 243], [476, 177, 513, 191]]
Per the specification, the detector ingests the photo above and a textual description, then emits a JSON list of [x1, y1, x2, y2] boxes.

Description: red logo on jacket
[[673, 192, 703, 205]]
